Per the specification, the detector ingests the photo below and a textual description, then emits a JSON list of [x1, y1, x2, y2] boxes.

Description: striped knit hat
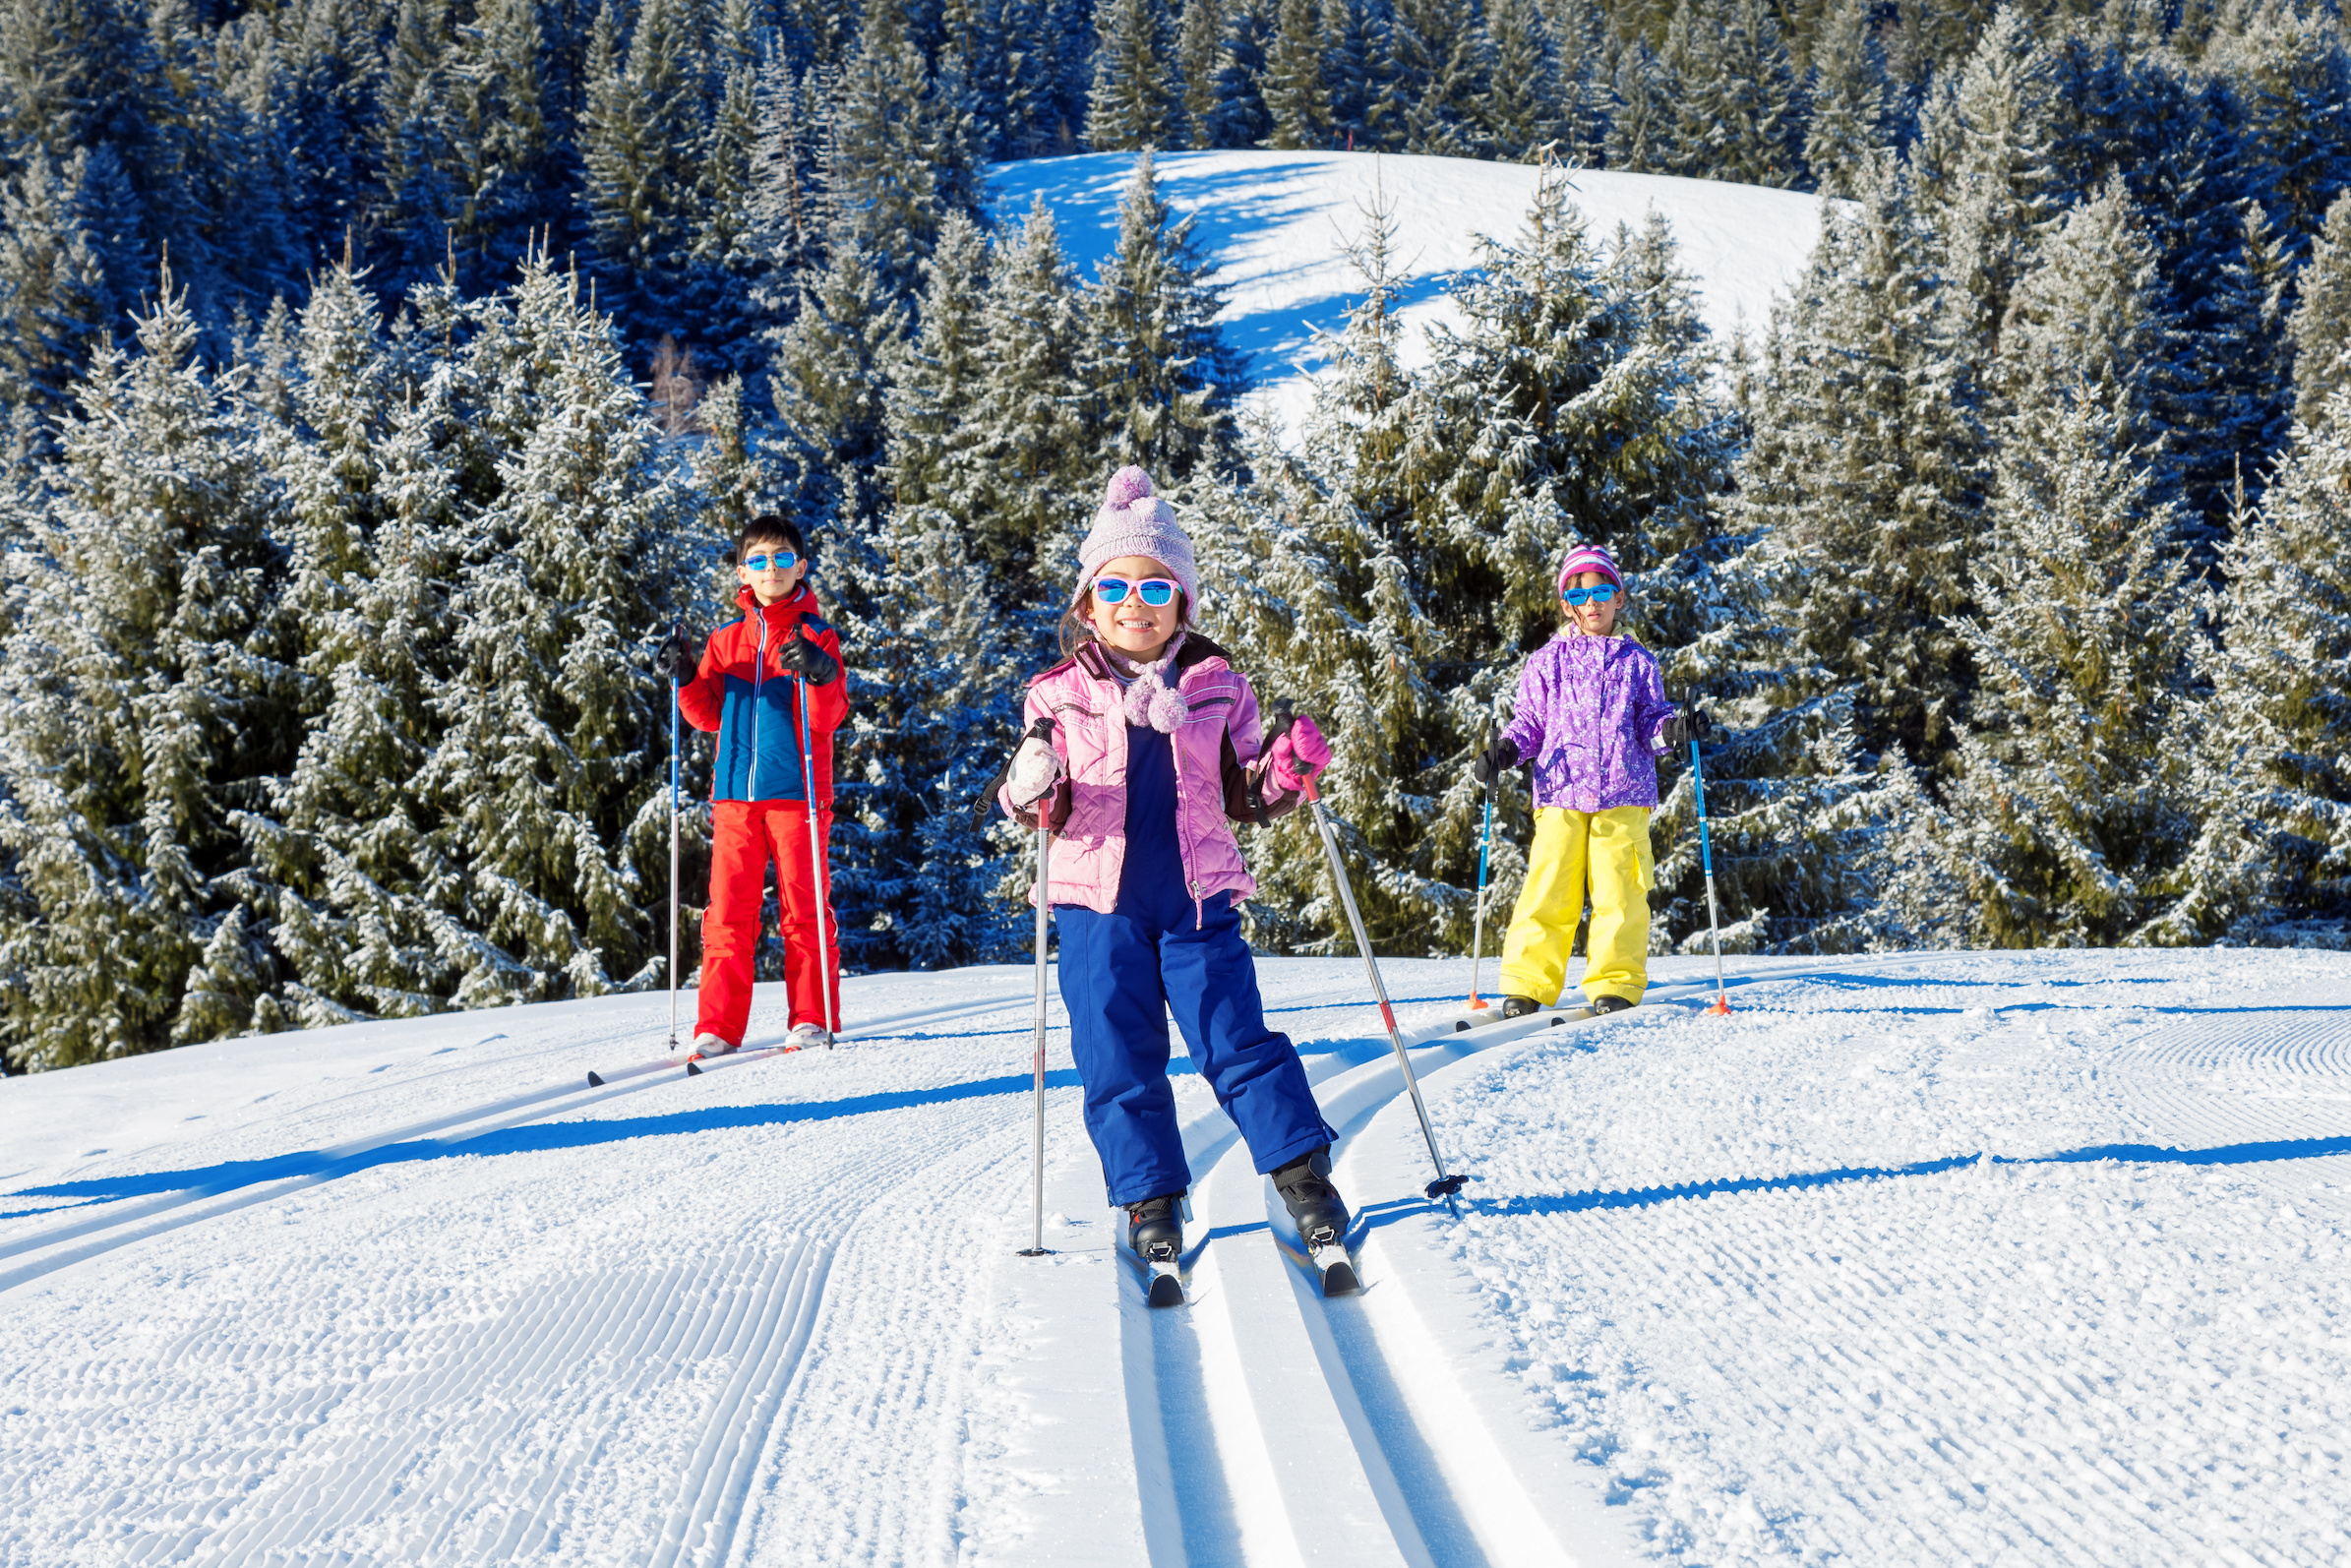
[[1556, 542, 1625, 596]]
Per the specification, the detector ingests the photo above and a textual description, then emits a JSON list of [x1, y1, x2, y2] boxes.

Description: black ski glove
[[776, 624, 840, 686], [652, 623, 699, 682], [1469, 733, 1520, 786], [1659, 706, 1713, 751]]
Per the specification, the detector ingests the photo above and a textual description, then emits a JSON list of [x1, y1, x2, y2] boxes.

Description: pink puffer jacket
[[1004, 635, 1301, 918]]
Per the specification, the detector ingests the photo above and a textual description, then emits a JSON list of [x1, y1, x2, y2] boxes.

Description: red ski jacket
[[679, 583, 849, 805]]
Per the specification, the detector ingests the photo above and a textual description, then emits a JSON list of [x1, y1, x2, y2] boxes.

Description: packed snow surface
[[987, 151, 1827, 439], [4, 948, 2349, 1565]]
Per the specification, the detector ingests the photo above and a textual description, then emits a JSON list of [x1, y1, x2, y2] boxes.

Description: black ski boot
[[1125, 1193, 1183, 1262], [1272, 1150, 1350, 1246], [1274, 1150, 1359, 1295], [1126, 1193, 1186, 1306], [1498, 995, 1542, 1019], [1591, 995, 1634, 1014]]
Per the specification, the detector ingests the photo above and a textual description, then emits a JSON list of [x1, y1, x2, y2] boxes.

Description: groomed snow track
[[1092, 991, 1721, 1568]]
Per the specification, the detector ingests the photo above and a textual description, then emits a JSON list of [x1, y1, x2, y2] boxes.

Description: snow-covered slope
[[4, 949, 2349, 1565], [985, 151, 1827, 439]]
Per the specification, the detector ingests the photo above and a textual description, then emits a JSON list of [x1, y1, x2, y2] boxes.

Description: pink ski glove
[[1264, 714, 1330, 796]]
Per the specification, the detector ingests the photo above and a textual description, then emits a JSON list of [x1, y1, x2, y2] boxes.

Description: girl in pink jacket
[[999, 466, 1345, 1271]]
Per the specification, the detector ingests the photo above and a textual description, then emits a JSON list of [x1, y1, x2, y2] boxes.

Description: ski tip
[[586, 1070, 604, 1088], [1321, 1260, 1361, 1297], [686, 1058, 701, 1076], [1147, 1272, 1185, 1308]]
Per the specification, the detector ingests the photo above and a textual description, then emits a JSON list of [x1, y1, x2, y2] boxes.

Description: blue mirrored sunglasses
[[1561, 583, 1620, 606], [1094, 575, 1178, 607], [743, 550, 800, 573]]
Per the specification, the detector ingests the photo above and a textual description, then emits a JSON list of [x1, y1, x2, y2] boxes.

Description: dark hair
[[736, 513, 806, 566]]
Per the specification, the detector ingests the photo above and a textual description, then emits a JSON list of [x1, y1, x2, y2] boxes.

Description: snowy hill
[[5, 949, 2349, 1564], [986, 151, 1828, 439]]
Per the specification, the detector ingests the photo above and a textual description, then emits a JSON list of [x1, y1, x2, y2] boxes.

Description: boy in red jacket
[[655, 516, 847, 1052]]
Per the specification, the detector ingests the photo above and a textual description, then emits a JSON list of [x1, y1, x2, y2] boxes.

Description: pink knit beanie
[[1556, 542, 1625, 595], [1073, 466, 1198, 623]]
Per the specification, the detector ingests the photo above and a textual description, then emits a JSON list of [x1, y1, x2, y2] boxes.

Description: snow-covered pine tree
[[1996, 179, 2180, 511], [579, 0, 707, 320], [2155, 387, 2351, 944], [959, 198, 1096, 604], [1802, 0, 1885, 199], [1081, 149, 1248, 482], [824, 2, 988, 306], [1547, 0, 1613, 165], [1261, 0, 1336, 149], [1712, 151, 1985, 776], [0, 151, 123, 432], [1935, 367, 2200, 948], [1322, 0, 1382, 149], [1206, 0, 1275, 148], [404, 253, 709, 1006], [2287, 192, 2351, 431], [766, 226, 913, 541], [1912, 6, 2064, 370], [1179, 0, 1229, 143], [835, 212, 1027, 969], [0, 263, 292, 1068], [1389, 0, 1487, 157], [238, 268, 469, 1024], [1088, 0, 1188, 150], [1660, 0, 1803, 187], [444, 0, 556, 284], [1477, 0, 1561, 159], [745, 46, 829, 330], [1602, 39, 1671, 173], [2205, 4, 2351, 262]]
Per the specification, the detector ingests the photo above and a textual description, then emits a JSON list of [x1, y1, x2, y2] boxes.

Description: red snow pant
[[697, 799, 841, 1046]]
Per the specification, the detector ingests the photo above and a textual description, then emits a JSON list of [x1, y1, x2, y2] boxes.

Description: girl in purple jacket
[[997, 467, 1347, 1271], [1471, 544, 1708, 1016]]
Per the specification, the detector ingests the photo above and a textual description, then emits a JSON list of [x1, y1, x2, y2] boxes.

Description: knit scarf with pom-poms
[[1110, 632, 1190, 733]]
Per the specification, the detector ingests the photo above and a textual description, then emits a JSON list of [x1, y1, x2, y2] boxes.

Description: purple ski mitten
[[1265, 713, 1330, 794]]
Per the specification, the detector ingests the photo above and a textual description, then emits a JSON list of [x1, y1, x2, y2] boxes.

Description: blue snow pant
[[1055, 724, 1337, 1207]]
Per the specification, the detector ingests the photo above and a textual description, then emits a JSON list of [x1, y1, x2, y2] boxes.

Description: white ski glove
[[1003, 735, 1064, 809]]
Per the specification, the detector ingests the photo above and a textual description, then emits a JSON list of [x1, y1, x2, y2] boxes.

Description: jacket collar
[[738, 582, 814, 623], [1069, 631, 1232, 685]]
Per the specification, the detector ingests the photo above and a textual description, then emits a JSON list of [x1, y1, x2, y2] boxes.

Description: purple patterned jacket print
[[1501, 633, 1678, 813]]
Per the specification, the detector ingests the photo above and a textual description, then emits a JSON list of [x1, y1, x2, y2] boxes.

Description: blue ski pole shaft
[[798, 678, 838, 1039], [1691, 738, 1728, 1013], [1468, 787, 1494, 1002], [668, 678, 681, 1050]]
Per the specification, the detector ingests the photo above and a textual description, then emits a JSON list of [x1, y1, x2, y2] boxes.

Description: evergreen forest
[[4, 0, 2351, 1070]]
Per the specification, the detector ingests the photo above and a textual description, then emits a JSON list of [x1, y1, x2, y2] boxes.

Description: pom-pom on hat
[[1556, 542, 1625, 596], [1073, 465, 1199, 622]]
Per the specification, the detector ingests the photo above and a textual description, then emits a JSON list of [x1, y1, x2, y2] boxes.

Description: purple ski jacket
[[1502, 633, 1680, 813], [1005, 635, 1302, 919]]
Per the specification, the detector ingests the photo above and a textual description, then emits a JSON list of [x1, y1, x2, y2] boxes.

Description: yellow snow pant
[[1496, 806, 1654, 1007]]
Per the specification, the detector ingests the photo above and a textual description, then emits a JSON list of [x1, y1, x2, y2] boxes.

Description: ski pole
[[797, 677, 838, 1044], [1014, 714, 1057, 1258], [1283, 711, 1468, 1216], [1466, 747, 1494, 1011], [1691, 737, 1730, 1016], [668, 667, 682, 1053]]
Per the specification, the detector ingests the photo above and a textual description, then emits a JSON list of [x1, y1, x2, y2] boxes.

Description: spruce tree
[[1179, 0, 1229, 142], [1081, 150, 1247, 482], [1935, 380, 2200, 948], [0, 265, 291, 1067], [1803, 0, 1886, 199], [1261, 0, 1335, 149], [1206, 0, 1275, 147], [2287, 192, 2351, 431], [579, 0, 707, 319], [2157, 388, 2351, 942], [1389, 0, 1487, 156], [1603, 40, 1672, 173], [1477, 0, 1561, 159], [1088, 0, 1189, 149], [963, 198, 1095, 601]]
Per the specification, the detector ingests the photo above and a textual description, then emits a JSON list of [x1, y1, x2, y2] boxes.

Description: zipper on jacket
[[751, 614, 765, 800]]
